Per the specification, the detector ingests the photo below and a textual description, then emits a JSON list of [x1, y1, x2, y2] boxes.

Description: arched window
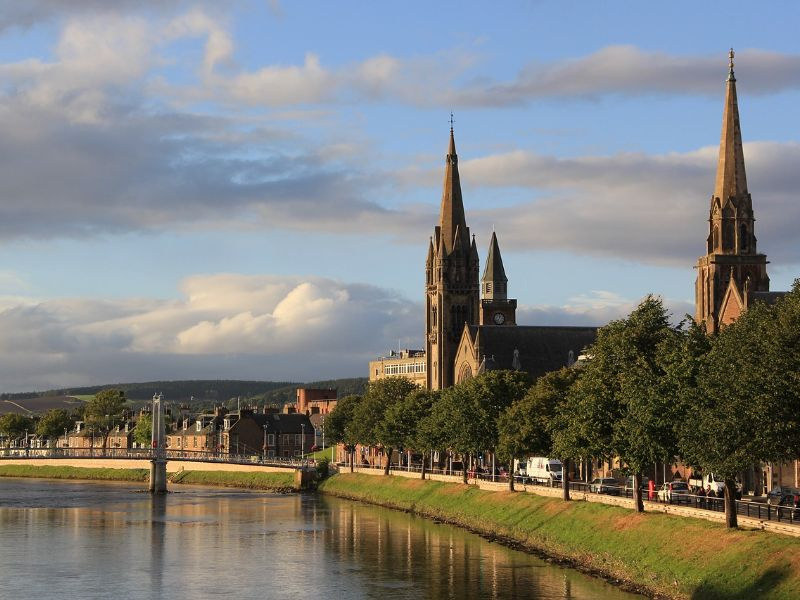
[[457, 363, 473, 384], [713, 225, 720, 250], [740, 224, 748, 252]]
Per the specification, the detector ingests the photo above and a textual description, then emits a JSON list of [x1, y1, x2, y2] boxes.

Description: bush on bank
[[319, 473, 800, 600]]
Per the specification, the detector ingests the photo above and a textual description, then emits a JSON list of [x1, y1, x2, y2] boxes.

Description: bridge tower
[[149, 392, 167, 493]]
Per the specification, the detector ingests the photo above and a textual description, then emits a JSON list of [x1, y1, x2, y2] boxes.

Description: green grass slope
[[319, 473, 800, 600]]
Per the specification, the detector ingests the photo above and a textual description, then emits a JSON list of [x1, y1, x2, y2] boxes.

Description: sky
[[0, 1, 799, 392]]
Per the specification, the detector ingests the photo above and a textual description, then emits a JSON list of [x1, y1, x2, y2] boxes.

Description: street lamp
[[263, 424, 267, 463], [301, 423, 306, 463], [321, 415, 325, 451], [64, 427, 68, 451]]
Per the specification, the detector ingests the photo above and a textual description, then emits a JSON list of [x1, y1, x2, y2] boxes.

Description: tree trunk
[[462, 457, 468, 484], [421, 451, 427, 480], [349, 447, 354, 473], [634, 472, 644, 513], [562, 458, 571, 501], [509, 465, 515, 491], [383, 447, 393, 475], [724, 478, 738, 528]]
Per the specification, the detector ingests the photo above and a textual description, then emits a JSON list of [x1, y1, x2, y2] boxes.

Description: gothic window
[[457, 363, 473, 384], [723, 222, 734, 250], [740, 224, 748, 252], [713, 226, 720, 250], [432, 307, 437, 327]]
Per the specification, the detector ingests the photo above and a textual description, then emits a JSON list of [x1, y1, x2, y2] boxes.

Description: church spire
[[438, 123, 468, 254], [482, 231, 508, 300], [713, 48, 748, 204]]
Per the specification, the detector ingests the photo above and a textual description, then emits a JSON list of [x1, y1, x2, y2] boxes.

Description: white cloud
[[518, 291, 694, 327], [0, 274, 420, 391]]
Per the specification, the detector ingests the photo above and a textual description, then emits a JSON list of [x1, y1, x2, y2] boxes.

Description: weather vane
[[449, 111, 455, 131], [728, 48, 735, 76]]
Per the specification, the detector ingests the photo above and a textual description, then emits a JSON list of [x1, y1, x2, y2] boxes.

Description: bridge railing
[[0, 447, 309, 468]]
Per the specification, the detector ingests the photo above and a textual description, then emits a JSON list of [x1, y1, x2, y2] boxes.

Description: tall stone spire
[[713, 48, 748, 205], [695, 50, 770, 334], [481, 231, 508, 301], [425, 121, 480, 390], [438, 126, 468, 254]]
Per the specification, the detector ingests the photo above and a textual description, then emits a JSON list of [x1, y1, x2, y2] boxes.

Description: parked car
[[624, 475, 650, 494], [657, 481, 690, 504], [590, 477, 620, 495], [767, 486, 800, 505]]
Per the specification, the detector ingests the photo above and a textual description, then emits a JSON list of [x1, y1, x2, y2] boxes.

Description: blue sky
[[0, 1, 798, 391]]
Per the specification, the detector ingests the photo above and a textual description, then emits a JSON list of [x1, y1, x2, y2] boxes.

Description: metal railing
[[344, 462, 800, 527], [0, 447, 309, 469]]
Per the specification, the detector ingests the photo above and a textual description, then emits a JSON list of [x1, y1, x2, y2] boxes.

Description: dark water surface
[[0, 478, 639, 599]]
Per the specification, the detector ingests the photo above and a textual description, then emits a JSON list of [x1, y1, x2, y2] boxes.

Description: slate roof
[[468, 325, 597, 379]]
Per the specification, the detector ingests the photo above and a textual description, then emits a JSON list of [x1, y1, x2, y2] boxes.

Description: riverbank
[[318, 473, 800, 600], [0, 464, 296, 491]]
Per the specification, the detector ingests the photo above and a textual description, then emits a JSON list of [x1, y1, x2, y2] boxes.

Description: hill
[[0, 378, 369, 413]]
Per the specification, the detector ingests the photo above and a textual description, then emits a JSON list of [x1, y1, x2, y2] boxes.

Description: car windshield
[[672, 483, 688, 490], [603, 478, 616, 484], [549, 463, 562, 472]]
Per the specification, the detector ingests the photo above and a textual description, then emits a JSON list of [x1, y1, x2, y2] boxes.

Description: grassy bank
[[0, 464, 148, 482], [319, 473, 800, 600], [0, 464, 296, 492], [169, 470, 295, 491]]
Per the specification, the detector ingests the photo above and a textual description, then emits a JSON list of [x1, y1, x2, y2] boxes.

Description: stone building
[[422, 127, 595, 389], [369, 349, 427, 386], [695, 50, 784, 333]]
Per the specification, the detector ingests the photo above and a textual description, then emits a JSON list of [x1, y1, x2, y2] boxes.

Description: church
[[371, 124, 597, 390], [695, 50, 786, 332]]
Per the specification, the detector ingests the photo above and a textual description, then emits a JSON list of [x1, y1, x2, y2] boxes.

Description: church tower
[[425, 126, 480, 390], [695, 50, 770, 333], [479, 231, 516, 326]]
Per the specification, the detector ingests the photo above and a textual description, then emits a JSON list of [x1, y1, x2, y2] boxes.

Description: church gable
[[718, 279, 745, 328]]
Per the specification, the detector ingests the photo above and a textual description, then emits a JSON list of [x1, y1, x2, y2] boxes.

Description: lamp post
[[321, 415, 325, 451], [64, 427, 68, 451], [301, 423, 306, 464], [263, 424, 267, 463]]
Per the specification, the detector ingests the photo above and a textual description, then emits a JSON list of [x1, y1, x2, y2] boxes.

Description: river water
[[0, 478, 639, 599]]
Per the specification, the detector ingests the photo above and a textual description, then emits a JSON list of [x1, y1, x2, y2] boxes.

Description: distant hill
[[0, 378, 369, 414]]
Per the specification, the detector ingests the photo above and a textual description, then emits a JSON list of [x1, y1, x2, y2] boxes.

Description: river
[[0, 478, 639, 599]]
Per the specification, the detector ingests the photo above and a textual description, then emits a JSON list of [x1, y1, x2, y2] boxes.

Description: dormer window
[[196, 421, 202, 432], [224, 419, 231, 430]]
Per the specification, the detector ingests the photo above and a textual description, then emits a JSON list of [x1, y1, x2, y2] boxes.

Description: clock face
[[493, 312, 505, 325]]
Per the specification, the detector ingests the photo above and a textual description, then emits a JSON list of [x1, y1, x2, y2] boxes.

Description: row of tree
[[327, 284, 800, 528], [0, 389, 153, 448]]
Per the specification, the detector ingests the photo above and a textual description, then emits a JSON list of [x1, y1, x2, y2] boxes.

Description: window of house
[[268, 434, 275, 446]]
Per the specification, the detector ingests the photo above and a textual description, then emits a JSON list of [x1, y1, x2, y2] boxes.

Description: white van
[[524, 457, 563, 485]]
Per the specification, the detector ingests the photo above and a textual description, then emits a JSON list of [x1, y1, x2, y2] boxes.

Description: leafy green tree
[[350, 378, 419, 475], [556, 296, 677, 510], [134, 413, 152, 447], [326, 394, 363, 472], [35, 409, 74, 444], [682, 285, 800, 528], [0, 413, 36, 446], [498, 368, 579, 493], [84, 388, 127, 450], [382, 389, 439, 479]]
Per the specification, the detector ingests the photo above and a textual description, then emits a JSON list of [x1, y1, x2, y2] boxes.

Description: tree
[[383, 389, 439, 479], [326, 395, 363, 472], [134, 413, 152, 447], [84, 389, 127, 450], [682, 284, 800, 528], [35, 409, 74, 444], [556, 296, 677, 511], [498, 368, 579, 493], [0, 413, 35, 446], [350, 378, 419, 475]]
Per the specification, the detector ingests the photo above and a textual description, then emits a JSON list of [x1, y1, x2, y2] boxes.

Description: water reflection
[[0, 478, 637, 599]]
